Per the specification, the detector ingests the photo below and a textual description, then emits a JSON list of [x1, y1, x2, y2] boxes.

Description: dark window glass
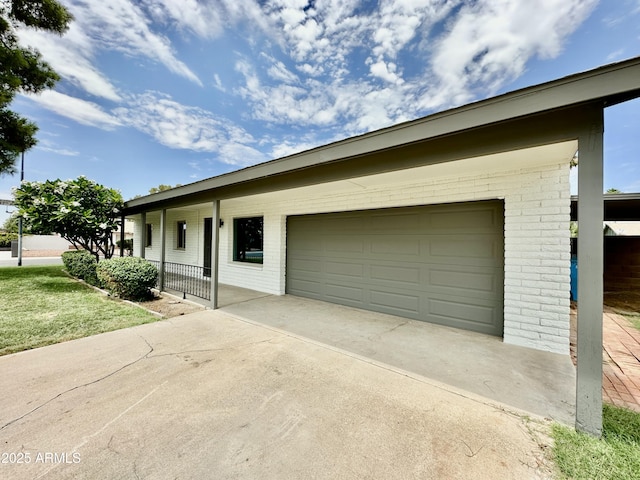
[[233, 217, 263, 264], [177, 221, 186, 249], [145, 223, 152, 247]]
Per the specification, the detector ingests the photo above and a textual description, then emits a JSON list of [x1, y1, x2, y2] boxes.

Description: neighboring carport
[[123, 57, 640, 436]]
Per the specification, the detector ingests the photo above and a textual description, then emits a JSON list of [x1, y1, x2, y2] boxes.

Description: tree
[[148, 183, 182, 194], [1, 0, 72, 175], [1, 210, 20, 232], [13, 176, 124, 260], [606, 188, 622, 194]]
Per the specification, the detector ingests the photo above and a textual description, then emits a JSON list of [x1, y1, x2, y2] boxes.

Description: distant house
[[123, 57, 640, 435], [604, 221, 640, 236]]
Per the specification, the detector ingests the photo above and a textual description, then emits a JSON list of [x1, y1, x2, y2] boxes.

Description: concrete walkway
[[0, 312, 554, 479]]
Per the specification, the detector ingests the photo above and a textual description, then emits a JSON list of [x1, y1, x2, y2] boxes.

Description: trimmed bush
[[61, 250, 99, 285], [0, 233, 18, 248], [96, 257, 158, 301]]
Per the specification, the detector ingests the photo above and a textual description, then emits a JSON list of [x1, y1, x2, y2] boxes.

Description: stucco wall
[[132, 161, 571, 354]]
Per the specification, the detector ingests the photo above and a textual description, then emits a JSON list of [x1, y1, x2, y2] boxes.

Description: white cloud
[[213, 74, 226, 92], [113, 92, 266, 166], [266, 59, 300, 84], [17, 24, 121, 102], [425, 0, 599, 108], [142, 0, 271, 40], [233, 0, 600, 137], [26, 91, 122, 129], [368, 60, 403, 85], [37, 146, 80, 156], [63, 0, 202, 86]]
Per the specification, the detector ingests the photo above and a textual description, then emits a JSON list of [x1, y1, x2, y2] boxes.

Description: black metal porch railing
[[147, 260, 211, 300]]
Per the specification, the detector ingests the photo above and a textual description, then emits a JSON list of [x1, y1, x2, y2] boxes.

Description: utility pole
[[17, 151, 24, 267]]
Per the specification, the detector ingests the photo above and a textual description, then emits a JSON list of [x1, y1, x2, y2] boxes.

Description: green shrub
[[61, 250, 99, 286], [96, 257, 158, 301], [0, 233, 18, 248]]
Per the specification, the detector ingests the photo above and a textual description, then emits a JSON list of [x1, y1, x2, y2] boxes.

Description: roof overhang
[[571, 193, 640, 221], [124, 56, 640, 215], [0, 199, 14, 206]]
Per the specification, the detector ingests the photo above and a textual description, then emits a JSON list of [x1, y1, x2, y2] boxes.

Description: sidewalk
[[570, 307, 640, 412]]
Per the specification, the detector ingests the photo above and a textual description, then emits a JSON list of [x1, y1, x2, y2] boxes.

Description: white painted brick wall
[[131, 160, 571, 355]]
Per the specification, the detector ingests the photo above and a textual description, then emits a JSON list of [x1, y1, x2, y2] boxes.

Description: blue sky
[[1, 0, 639, 225]]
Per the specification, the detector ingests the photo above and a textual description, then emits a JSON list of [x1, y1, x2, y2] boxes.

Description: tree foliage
[[1, 0, 72, 175], [1, 210, 20, 232], [148, 183, 182, 194], [13, 176, 124, 260]]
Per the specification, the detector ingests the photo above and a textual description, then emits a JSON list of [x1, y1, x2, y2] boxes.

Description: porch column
[[159, 209, 167, 291], [139, 212, 147, 258], [576, 106, 604, 437], [119, 214, 125, 257], [210, 200, 220, 309]]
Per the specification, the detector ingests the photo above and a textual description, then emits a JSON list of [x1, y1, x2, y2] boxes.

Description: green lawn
[[626, 314, 640, 332], [0, 265, 161, 356], [552, 404, 640, 479]]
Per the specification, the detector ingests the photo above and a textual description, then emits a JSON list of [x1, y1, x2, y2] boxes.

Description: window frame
[[233, 216, 264, 265], [176, 220, 187, 249], [145, 223, 152, 247]]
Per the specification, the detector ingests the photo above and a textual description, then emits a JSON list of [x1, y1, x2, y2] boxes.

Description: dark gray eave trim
[[125, 56, 640, 214], [571, 193, 640, 221]]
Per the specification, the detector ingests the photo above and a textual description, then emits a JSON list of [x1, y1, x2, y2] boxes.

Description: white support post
[[159, 209, 167, 292], [140, 212, 146, 259], [576, 106, 604, 437], [210, 200, 220, 309]]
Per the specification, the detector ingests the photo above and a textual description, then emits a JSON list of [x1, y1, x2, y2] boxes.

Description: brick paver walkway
[[570, 307, 640, 412], [602, 310, 640, 412]]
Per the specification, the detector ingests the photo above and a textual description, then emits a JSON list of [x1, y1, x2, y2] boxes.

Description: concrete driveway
[[0, 251, 62, 267], [0, 311, 555, 479]]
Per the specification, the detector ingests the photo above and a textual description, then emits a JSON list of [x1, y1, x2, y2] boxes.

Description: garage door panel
[[429, 268, 497, 293], [370, 290, 420, 314], [370, 264, 421, 285], [325, 235, 365, 253], [325, 283, 363, 303], [323, 216, 366, 232], [429, 237, 498, 260], [287, 278, 323, 297], [288, 258, 323, 274], [370, 236, 421, 256], [287, 200, 504, 336], [325, 261, 364, 278], [429, 208, 499, 230], [428, 298, 497, 329], [369, 212, 421, 232]]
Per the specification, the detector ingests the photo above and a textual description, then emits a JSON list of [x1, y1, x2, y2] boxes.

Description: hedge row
[[0, 233, 18, 248], [62, 251, 158, 301], [97, 257, 158, 301], [61, 250, 99, 286]]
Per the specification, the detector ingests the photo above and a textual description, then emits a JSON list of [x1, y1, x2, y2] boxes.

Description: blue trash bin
[[570, 255, 578, 301]]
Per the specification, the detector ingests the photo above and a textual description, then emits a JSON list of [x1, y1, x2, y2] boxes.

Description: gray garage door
[[286, 200, 504, 336]]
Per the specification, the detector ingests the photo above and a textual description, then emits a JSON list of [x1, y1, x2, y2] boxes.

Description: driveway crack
[[1, 333, 154, 431], [146, 338, 277, 359]]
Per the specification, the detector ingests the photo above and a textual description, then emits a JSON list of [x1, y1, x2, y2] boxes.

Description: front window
[[233, 217, 263, 264], [145, 223, 152, 247], [177, 221, 186, 249]]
